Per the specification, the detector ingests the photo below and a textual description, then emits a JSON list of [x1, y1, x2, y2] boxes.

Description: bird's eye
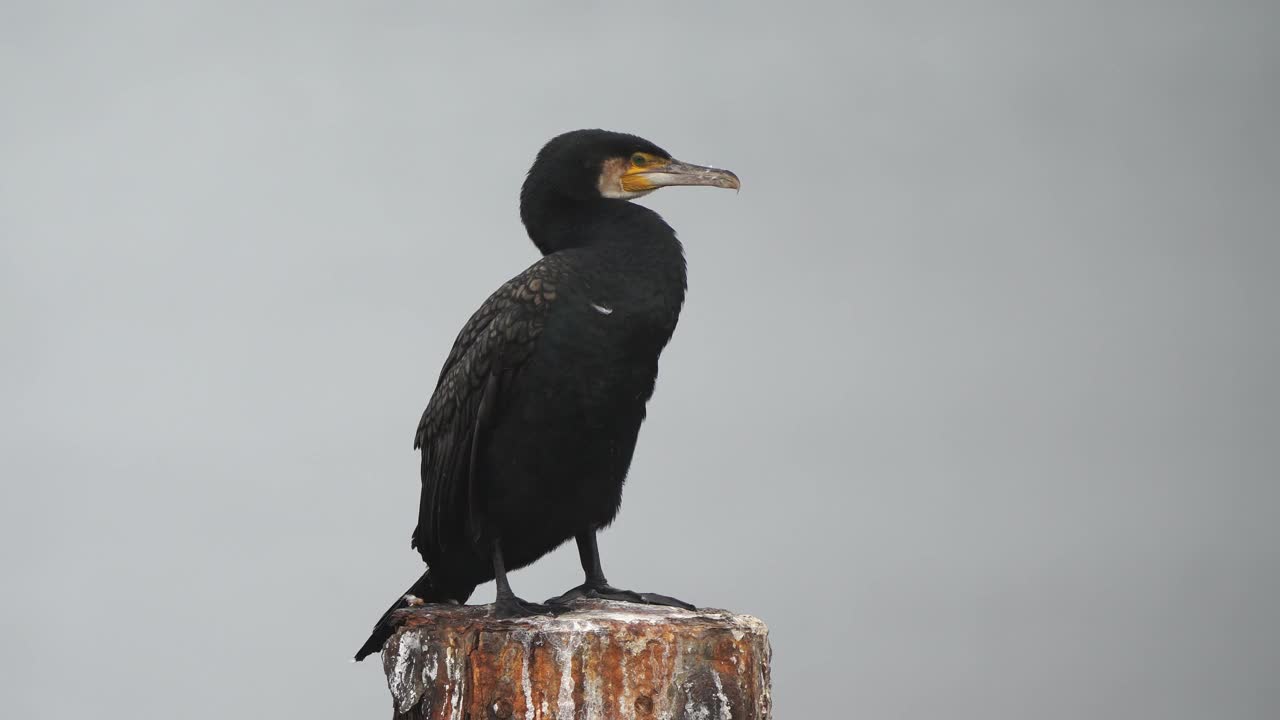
[[631, 154, 648, 167]]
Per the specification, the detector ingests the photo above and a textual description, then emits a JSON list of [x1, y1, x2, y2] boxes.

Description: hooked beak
[[621, 158, 741, 193]]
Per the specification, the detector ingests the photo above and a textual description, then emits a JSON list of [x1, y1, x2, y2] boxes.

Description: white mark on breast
[[591, 302, 614, 315]]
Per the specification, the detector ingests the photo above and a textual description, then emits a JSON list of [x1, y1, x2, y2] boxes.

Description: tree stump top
[[381, 599, 771, 720]]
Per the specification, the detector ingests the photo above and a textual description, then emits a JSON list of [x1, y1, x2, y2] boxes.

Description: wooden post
[[380, 599, 771, 719]]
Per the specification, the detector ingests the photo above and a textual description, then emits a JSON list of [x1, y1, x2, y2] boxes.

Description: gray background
[[2, 2, 1278, 718]]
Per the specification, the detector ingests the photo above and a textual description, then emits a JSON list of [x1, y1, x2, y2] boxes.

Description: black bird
[[354, 129, 739, 661]]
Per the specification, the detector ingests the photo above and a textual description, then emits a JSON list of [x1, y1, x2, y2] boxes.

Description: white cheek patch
[[597, 157, 654, 200], [600, 185, 651, 200]]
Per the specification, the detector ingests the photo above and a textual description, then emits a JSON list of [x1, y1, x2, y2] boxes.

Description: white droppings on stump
[[389, 633, 420, 713], [712, 671, 732, 720], [552, 631, 579, 720], [519, 632, 535, 720]]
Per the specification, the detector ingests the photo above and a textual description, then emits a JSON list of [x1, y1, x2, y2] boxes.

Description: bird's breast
[[575, 291, 679, 355]]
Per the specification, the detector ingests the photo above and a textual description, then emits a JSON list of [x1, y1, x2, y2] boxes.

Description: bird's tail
[[353, 570, 468, 662]]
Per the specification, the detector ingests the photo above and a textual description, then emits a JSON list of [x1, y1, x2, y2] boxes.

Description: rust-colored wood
[[381, 599, 771, 719]]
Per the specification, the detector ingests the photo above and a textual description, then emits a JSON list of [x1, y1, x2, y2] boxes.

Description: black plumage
[[355, 130, 738, 661]]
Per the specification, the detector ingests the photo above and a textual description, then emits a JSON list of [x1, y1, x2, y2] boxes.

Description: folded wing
[[410, 255, 568, 564]]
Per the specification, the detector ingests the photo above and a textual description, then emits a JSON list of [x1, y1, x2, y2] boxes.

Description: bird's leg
[[577, 530, 608, 586], [490, 539, 560, 618], [545, 531, 696, 610]]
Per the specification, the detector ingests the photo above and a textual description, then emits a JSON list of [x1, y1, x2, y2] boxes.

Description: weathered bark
[[381, 599, 771, 720]]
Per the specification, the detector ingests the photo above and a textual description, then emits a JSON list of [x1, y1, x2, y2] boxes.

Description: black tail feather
[[354, 571, 466, 662]]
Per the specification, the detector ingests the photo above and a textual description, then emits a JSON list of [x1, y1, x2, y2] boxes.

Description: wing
[[410, 255, 567, 564]]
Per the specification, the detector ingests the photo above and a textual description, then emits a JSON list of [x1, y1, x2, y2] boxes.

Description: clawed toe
[[545, 584, 590, 606], [627, 592, 696, 610]]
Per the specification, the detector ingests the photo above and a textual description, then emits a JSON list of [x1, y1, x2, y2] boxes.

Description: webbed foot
[[546, 582, 696, 610], [493, 594, 566, 618]]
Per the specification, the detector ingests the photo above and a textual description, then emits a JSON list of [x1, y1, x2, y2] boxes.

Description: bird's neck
[[521, 196, 677, 256], [523, 195, 687, 340], [522, 196, 686, 314]]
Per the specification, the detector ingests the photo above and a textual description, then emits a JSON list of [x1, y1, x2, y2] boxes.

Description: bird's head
[[520, 129, 739, 253]]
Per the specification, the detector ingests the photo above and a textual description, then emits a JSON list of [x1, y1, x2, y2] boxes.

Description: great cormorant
[[355, 129, 739, 661]]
